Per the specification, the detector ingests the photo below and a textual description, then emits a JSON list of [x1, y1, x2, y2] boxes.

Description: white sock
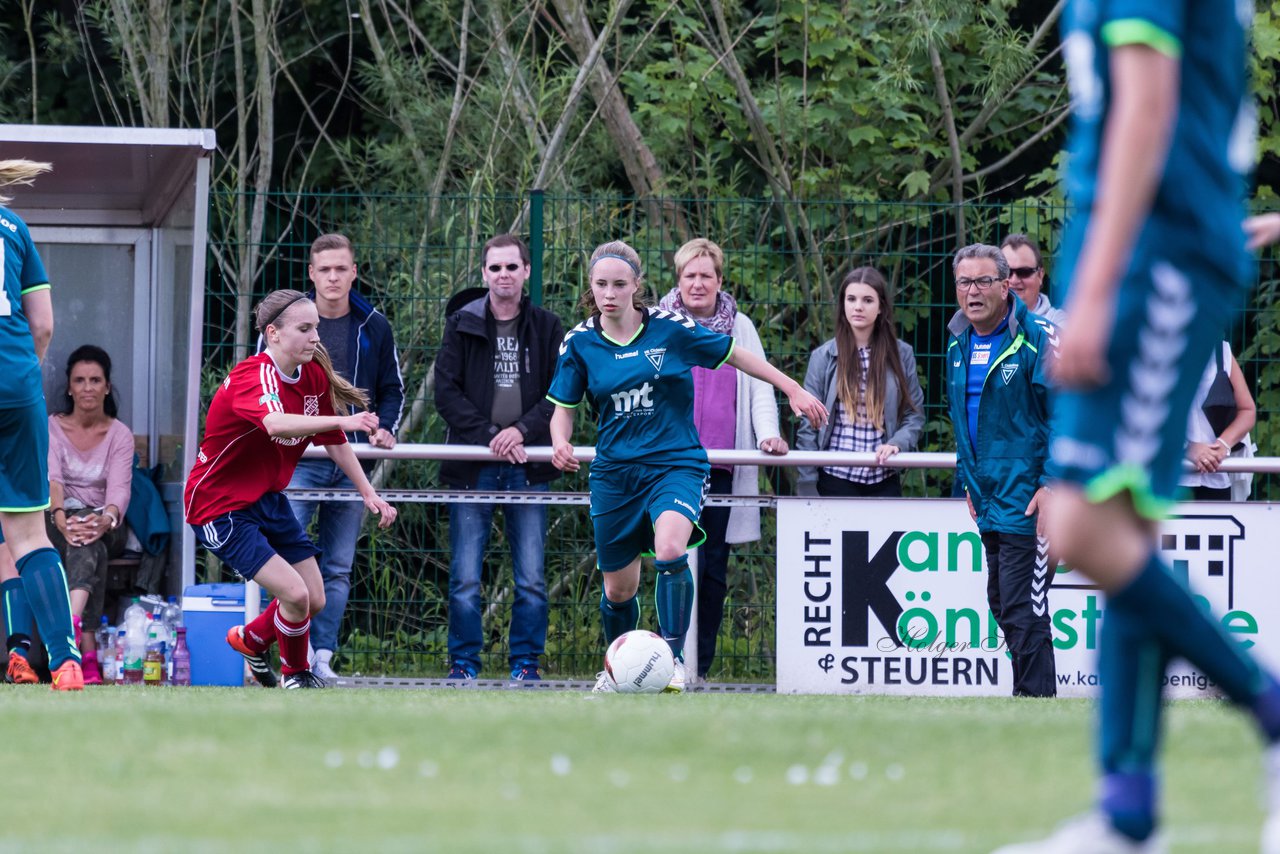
[[314, 648, 333, 667]]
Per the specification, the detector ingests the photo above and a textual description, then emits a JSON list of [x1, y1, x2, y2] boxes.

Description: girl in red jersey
[[185, 289, 397, 689]]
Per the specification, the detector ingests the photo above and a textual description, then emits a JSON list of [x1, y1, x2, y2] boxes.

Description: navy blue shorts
[[0, 398, 49, 511], [190, 492, 320, 581], [590, 462, 709, 572]]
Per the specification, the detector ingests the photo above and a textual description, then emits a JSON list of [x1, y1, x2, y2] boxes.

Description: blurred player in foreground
[[993, 3, 1280, 853]]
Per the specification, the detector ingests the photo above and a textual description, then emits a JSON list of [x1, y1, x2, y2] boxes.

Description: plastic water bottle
[[161, 596, 183, 680], [96, 617, 116, 684], [161, 596, 182, 639], [123, 597, 146, 633], [114, 628, 128, 684], [171, 627, 191, 686], [122, 621, 145, 685], [144, 615, 166, 685]]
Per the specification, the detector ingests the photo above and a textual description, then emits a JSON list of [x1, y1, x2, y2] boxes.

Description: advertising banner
[[776, 498, 1280, 698]]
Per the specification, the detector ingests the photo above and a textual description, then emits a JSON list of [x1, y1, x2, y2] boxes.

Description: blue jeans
[[448, 464, 548, 671], [288, 458, 366, 654]]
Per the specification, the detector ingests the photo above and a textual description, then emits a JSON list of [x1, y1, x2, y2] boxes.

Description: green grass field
[[0, 686, 1267, 853]]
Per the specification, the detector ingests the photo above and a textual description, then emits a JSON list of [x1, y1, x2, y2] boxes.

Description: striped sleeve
[[228, 360, 284, 427]]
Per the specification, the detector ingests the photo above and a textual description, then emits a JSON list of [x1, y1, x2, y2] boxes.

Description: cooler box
[[183, 583, 246, 686]]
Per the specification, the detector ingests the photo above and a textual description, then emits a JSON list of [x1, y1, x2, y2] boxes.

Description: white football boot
[[991, 813, 1166, 854], [663, 659, 686, 694], [591, 671, 617, 693]]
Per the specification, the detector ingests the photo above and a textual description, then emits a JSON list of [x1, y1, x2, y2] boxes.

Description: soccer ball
[[604, 630, 675, 694]]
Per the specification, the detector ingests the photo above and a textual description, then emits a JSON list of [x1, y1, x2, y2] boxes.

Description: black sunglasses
[[487, 263, 522, 273], [1008, 266, 1040, 279]]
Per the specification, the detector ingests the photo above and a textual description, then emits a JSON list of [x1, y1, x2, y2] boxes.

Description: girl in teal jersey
[[548, 240, 826, 692], [0, 160, 84, 690]]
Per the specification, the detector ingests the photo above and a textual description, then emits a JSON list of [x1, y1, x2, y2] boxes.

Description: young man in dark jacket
[[434, 234, 564, 681], [286, 233, 404, 681], [945, 242, 1057, 698]]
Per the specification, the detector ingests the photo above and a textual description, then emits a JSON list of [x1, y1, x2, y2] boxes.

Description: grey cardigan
[[795, 338, 926, 495]]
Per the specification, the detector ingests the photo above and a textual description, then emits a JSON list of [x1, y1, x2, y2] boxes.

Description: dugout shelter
[[1, 125, 213, 594]]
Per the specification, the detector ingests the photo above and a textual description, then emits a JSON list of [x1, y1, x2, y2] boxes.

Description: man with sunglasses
[[283, 233, 404, 681], [945, 243, 1058, 698], [435, 233, 564, 682], [1001, 233, 1067, 328]]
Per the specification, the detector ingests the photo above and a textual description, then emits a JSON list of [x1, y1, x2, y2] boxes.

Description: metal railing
[[269, 444, 1274, 682]]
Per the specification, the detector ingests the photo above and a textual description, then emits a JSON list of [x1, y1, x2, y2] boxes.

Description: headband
[[590, 253, 641, 276], [262, 293, 310, 331]]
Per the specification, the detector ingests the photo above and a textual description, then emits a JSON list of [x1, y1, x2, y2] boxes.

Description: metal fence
[[203, 191, 1280, 680]]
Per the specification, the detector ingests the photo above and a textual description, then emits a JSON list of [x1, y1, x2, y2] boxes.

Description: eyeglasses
[[1008, 266, 1040, 279], [487, 263, 522, 273], [955, 276, 1003, 291]]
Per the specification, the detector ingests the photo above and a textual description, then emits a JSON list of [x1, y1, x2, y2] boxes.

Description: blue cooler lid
[[183, 582, 246, 603]]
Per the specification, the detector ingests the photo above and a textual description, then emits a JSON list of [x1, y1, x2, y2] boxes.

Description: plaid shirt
[[822, 347, 889, 485]]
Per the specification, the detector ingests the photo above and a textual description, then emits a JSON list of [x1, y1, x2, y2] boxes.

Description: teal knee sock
[[1097, 593, 1167, 841], [1112, 552, 1263, 705], [600, 592, 639, 646], [2, 577, 33, 657], [654, 556, 694, 660], [16, 548, 79, 668]]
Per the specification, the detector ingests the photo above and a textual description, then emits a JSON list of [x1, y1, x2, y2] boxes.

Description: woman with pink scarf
[[657, 238, 785, 681]]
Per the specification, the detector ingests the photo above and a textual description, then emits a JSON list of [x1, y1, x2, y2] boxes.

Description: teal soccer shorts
[[589, 462, 710, 572], [1051, 239, 1242, 518], [0, 398, 49, 511]]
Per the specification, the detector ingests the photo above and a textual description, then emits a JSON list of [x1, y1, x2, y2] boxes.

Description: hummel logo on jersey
[[258, 392, 280, 406], [1000, 364, 1019, 385], [645, 348, 666, 371], [614, 351, 638, 360], [611, 383, 654, 413], [303, 395, 320, 416]]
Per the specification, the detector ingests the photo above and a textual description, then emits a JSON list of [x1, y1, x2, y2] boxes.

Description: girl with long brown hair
[[184, 289, 397, 689], [797, 266, 924, 497]]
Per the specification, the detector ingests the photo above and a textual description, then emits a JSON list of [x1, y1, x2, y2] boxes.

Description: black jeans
[[694, 468, 733, 678], [981, 530, 1057, 697], [816, 470, 902, 498]]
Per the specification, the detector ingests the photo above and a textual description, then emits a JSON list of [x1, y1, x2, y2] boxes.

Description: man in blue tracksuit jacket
[[946, 243, 1057, 697]]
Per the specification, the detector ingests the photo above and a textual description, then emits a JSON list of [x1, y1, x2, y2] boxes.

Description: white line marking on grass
[[557, 830, 972, 853], [550, 753, 571, 776], [376, 747, 399, 769]]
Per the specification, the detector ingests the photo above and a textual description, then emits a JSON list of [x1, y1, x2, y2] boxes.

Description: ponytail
[[310, 342, 370, 414], [0, 159, 51, 204]]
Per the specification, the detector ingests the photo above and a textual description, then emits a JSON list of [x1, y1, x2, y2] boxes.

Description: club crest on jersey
[[1000, 364, 1019, 385], [258, 392, 280, 406], [303, 394, 320, 416], [644, 348, 666, 371]]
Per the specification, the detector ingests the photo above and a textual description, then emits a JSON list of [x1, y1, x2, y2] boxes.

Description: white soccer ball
[[605, 630, 675, 694]]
